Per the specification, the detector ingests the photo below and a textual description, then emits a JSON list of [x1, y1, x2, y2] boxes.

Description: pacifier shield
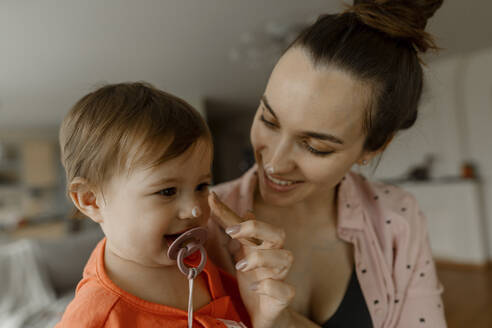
[[167, 227, 208, 260]]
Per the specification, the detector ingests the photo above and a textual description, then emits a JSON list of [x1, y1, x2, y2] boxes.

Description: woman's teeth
[[266, 173, 297, 186]]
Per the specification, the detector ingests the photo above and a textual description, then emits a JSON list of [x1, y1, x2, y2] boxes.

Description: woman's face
[[250, 47, 373, 207]]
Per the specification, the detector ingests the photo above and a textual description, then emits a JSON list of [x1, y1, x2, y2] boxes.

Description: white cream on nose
[[265, 163, 275, 174], [192, 206, 201, 218]]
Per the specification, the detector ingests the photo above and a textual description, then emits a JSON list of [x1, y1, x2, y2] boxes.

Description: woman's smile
[[263, 169, 304, 192]]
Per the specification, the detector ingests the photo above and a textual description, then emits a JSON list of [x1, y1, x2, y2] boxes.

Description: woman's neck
[[255, 183, 339, 228]]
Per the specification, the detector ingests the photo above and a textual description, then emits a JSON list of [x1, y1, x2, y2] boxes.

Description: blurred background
[[0, 0, 491, 327]]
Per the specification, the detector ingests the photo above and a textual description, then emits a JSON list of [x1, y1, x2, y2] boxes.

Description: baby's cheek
[[203, 203, 211, 220]]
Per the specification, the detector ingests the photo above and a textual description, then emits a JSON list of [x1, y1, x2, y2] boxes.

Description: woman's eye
[[302, 141, 334, 157], [157, 187, 177, 197], [260, 115, 277, 128], [196, 182, 210, 192]]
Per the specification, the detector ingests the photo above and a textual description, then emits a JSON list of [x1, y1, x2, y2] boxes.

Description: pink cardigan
[[211, 165, 447, 328]]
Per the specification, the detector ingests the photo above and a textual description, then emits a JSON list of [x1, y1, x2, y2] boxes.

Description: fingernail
[[249, 282, 259, 291], [225, 225, 240, 236], [235, 259, 247, 271]]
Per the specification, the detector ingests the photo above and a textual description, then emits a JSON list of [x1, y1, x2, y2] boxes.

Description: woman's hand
[[208, 192, 295, 328]]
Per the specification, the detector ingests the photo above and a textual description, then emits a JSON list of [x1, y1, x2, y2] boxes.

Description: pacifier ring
[[177, 246, 206, 278], [167, 227, 208, 277]]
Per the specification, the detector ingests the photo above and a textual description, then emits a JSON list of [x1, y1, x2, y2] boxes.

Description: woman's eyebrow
[[300, 131, 344, 145], [262, 95, 344, 145], [261, 95, 278, 119]]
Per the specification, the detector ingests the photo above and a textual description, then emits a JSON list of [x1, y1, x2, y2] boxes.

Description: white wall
[[368, 46, 492, 262], [461, 47, 492, 261]]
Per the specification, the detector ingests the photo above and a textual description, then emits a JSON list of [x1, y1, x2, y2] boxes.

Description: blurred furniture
[[0, 139, 67, 232], [437, 263, 492, 328], [397, 179, 488, 266], [0, 238, 56, 328], [206, 99, 256, 184], [0, 222, 104, 328], [20, 140, 57, 189], [9, 221, 66, 241]]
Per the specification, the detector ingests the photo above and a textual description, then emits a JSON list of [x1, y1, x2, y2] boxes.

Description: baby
[[55, 82, 250, 327]]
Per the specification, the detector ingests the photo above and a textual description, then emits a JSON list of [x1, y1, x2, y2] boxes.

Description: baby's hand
[[209, 192, 295, 328]]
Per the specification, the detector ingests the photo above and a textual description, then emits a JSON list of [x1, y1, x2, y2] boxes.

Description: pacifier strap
[[187, 268, 198, 328]]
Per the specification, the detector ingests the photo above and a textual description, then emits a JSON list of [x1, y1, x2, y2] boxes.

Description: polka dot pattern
[[221, 167, 448, 327]]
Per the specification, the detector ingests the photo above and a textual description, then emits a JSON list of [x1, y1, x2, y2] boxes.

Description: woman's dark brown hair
[[290, 0, 444, 152]]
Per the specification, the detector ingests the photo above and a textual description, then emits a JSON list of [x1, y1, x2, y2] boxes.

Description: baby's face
[[99, 138, 213, 267]]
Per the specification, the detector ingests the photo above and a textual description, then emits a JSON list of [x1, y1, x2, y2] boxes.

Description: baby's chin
[[127, 251, 177, 268], [106, 241, 176, 268]]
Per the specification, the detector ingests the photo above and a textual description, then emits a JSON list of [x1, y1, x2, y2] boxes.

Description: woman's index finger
[[209, 192, 263, 246], [208, 192, 245, 229]]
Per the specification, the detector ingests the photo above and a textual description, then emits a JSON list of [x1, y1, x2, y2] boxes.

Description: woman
[[207, 0, 447, 327]]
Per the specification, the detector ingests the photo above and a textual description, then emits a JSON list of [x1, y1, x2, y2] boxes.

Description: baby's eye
[[196, 183, 210, 192], [157, 187, 177, 197]]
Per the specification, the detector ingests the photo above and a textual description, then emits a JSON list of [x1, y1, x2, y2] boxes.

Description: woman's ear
[[69, 177, 104, 223], [358, 135, 395, 165], [357, 149, 378, 166]]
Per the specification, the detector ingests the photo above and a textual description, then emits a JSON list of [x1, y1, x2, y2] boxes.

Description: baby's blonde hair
[[59, 82, 211, 215]]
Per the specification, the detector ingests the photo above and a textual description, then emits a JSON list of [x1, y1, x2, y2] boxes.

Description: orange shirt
[[55, 238, 250, 328]]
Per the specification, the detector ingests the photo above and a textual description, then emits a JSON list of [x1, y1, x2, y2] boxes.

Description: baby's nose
[[178, 205, 202, 220]]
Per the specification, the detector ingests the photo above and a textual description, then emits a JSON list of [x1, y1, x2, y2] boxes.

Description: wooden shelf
[[9, 221, 67, 241]]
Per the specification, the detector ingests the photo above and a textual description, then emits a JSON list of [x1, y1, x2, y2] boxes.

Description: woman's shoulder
[[348, 171, 422, 222], [346, 173, 432, 289], [346, 172, 427, 252]]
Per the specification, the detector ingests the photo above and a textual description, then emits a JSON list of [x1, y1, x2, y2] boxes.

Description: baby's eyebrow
[[148, 177, 179, 188], [148, 173, 211, 188], [200, 173, 212, 180]]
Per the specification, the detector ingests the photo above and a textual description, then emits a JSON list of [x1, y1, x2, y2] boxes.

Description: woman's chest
[[285, 235, 354, 324], [255, 207, 355, 324]]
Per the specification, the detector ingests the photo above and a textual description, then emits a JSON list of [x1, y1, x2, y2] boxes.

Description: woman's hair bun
[[347, 0, 444, 53]]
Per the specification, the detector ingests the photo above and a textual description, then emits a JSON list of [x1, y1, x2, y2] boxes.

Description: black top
[[322, 268, 373, 328]]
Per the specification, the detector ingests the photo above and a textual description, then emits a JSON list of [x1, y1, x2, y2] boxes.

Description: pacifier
[[167, 227, 208, 279]]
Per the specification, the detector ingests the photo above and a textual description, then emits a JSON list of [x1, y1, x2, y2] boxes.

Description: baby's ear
[[69, 177, 104, 223]]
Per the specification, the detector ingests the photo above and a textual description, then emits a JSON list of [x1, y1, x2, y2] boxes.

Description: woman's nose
[[265, 137, 295, 174]]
